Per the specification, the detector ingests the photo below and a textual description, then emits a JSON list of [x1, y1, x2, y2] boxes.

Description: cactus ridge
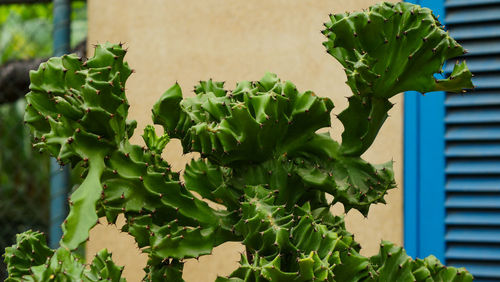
[[288, 133, 396, 215], [96, 128, 239, 279], [165, 78, 395, 216], [152, 73, 334, 166], [24, 43, 135, 249], [3, 230, 125, 281], [13, 2, 477, 281], [226, 187, 370, 281], [322, 2, 473, 156], [218, 187, 471, 281]]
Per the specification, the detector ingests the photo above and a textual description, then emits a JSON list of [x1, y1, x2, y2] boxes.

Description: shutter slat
[[470, 73, 500, 89], [446, 125, 500, 141], [446, 142, 500, 157], [449, 23, 500, 40], [446, 108, 500, 123], [446, 194, 500, 208], [446, 245, 500, 260], [460, 40, 500, 56], [444, 57, 500, 73], [446, 211, 500, 225], [446, 0, 500, 8], [447, 176, 500, 192], [446, 91, 500, 107], [446, 227, 500, 243], [446, 6, 500, 24], [446, 159, 500, 174]]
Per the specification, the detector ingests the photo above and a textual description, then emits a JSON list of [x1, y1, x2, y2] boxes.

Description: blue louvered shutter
[[444, 1, 500, 281]]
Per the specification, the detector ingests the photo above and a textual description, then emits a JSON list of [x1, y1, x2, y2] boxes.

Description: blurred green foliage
[[0, 2, 87, 63], [0, 98, 50, 212], [0, 1, 87, 193], [0, 2, 87, 279]]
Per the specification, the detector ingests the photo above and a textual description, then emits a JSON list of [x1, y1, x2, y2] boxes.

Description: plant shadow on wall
[[3, 2, 475, 282]]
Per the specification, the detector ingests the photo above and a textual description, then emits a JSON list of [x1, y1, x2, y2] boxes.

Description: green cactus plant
[[4, 2, 475, 281]]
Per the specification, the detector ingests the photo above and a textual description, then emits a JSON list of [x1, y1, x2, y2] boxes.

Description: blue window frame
[[404, 0, 447, 262]]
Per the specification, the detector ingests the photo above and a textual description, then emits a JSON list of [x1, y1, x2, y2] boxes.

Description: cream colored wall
[[86, 1, 402, 281]]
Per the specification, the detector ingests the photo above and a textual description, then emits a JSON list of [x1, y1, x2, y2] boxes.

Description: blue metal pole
[[50, 0, 71, 249], [53, 0, 71, 57]]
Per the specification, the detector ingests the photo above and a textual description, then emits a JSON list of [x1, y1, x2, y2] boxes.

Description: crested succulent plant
[[4, 2, 475, 281]]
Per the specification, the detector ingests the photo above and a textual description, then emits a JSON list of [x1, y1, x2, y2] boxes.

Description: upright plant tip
[[322, 1, 473, 98], [322, 1, 474, 156]]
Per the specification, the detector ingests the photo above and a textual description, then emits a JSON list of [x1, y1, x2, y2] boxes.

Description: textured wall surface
[[86, 0, 402, 281]]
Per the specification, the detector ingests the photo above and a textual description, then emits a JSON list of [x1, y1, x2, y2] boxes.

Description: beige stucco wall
[[86, 1, 402, 281]]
